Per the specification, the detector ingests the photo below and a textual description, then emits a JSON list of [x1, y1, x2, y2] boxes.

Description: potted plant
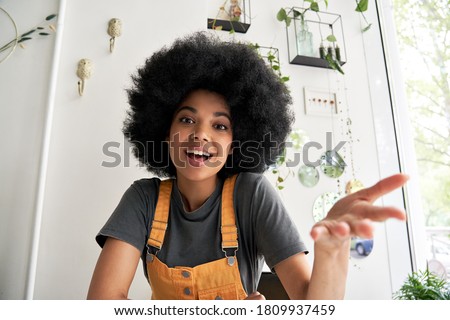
[[393, 268, 450, 300]]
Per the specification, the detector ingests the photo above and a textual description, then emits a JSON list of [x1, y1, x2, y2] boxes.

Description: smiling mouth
[[185, 149, 213, 162]]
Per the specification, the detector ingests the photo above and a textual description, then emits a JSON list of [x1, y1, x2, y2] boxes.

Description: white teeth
[[187, 150, 211, 157]]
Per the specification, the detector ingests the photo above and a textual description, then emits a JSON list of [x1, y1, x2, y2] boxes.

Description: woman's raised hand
[[310, 174, 409, 253]]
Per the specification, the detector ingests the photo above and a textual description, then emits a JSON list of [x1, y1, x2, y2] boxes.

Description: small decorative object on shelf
[[107, 18, 122, 53], [282, 7, 346, 72], [207, 0, 251, 33]]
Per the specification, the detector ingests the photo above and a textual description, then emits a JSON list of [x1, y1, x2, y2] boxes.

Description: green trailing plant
[[0, 14, 57, 56], [393, 268, 450, 300], [355, 0, 372, 32], [249, 42, 297, 189], [249, 43, 290, 84], [249, 43, 302, 190]]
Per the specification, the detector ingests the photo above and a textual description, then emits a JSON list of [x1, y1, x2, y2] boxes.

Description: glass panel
[[392, 0, 450, 280]]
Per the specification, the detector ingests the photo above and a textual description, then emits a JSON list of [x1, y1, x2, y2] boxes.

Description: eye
[[214, 123, 228, 130], [179, 116, 194, 124]]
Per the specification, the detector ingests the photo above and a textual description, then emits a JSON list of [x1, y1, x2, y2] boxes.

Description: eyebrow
[[175, 106, 232, 122]]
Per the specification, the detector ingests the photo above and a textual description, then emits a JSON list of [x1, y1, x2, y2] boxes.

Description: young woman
[[87, 32, 408, 300]]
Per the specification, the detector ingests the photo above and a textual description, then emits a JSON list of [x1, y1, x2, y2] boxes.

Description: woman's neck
[[176, 175, 219, 212]]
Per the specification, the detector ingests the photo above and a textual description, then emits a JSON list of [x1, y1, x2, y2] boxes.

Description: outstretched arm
[[87, 237, 141, 299], [275, 174, 409, 299]]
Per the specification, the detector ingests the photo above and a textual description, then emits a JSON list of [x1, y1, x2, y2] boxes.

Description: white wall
[[0, 0, 60, 299], [0, 0, 412, 299]]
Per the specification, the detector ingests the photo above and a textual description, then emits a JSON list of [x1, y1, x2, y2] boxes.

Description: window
[[391, 0, 450, 279]]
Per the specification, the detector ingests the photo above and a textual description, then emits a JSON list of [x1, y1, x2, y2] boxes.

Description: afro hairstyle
[[123, 32, 294, 178]]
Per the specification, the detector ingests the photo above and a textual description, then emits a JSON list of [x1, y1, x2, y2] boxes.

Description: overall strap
[[221, 174, 238, 251], [147, 179, 173, 250], [147, 175, 239, 251]]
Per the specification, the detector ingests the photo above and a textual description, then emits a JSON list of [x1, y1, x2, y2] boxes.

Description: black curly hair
[[124, 32, 294, 178]]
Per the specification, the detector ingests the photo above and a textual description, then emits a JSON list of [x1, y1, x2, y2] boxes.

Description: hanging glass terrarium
[[207, 0, 251, 33], [284, 7, 347, 70]]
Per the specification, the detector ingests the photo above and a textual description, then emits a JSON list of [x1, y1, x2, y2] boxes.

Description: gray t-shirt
[[96, 172, 308, 294]]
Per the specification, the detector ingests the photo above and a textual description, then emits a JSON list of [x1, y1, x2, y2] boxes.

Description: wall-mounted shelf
[[207, 18, 250, 33], [285, 7, 347, 70], [290, 55, 345, 69], [207, 0, 251, 33]]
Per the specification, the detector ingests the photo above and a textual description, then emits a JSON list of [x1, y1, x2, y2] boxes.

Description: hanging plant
[[276, 0, 372, 74], [355, 0, 372, 32], [277, 2, 345, 74], [248, 43, 290, 84]]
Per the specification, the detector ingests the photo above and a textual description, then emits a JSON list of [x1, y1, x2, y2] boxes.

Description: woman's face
[[168, 89, 233, 182]]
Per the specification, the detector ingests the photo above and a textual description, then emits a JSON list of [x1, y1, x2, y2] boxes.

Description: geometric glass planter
[[250, 44, 289, 84], [285, 7, 347, 69], [254, 45, 280, 68], [207, 0, 251, 33]]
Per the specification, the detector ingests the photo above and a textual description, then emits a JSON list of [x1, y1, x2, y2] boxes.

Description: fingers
[[352, 219, 374, 239], [353, 174, 409, 203], [363, 205, 407, 222], [311, 221, 350, 241], [310, 219, 374, 242], [245, 291, 266, 300]]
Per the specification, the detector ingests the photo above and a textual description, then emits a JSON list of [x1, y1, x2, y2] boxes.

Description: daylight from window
[[393, 0, 450, 279]]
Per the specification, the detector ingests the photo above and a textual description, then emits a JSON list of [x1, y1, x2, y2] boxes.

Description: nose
[[190, 123, 210, 142]]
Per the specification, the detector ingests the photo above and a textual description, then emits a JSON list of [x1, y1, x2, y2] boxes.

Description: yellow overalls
[[146, 174, 248, 300]]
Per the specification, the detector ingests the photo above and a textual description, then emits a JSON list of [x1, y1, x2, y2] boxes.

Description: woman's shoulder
[[128, 177, 163, 200], [235, 172, 270, 190]]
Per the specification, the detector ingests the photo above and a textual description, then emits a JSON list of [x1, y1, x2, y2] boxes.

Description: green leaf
[[281, 76, 290, 82], [272, 169, 278, 174], [39, 32, 50, 36], [324, 0, 329, 8], [46, 14, 57, 21], [277, 176, 284, 183], [326, 34, 337, 42], [310, 2, 320, 12], [229, 29, 235, 34], [37, 27, 44, 30], [272, 65, 280, 71], [267, 54, 275, 61], [355, 0, 369, 12], [293, 9, 302, 18], [362, 23, 372, 32], [284, 17, 292, 27], [18, 37, 32, 43], [278, 186, 285, 190], [276, 8, 287, 21], [21, 29, 36, 37], [325, 53, 345, 74], [249, 43, 260, 50]]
